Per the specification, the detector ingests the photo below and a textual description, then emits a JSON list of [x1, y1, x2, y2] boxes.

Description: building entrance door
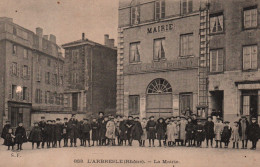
[[72, 93, 78, 111], [146, 78, 172, 119], [210, 91, 224, 118], [242, 90, 258, 120]]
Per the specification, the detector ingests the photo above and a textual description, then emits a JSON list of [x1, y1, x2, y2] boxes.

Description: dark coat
[[146, 120, 157, 139], [91, 122, 99, 141], [15, 126, 27, 144], [39, 121, 47, 142], [45, 124, 53, 142], [221, 126, 232, 142], [126, 120, 134, 139], [119, 120, 128, 140], [29, 126, 42, 142], [248, 122, 260, 141], [55, 123, 63, 141], [185, 122, 194, 140], [1, 124, 11, 139], [131, 121, 143, 140], [204, 121, 215, 139], [99, 121, 107, 140], [62, 123, 69, 139], [195, 124, 205, 142], [4, 133, 15, 146], [156, 122, 166, 140], [68, 118, 79, 139], [238, 119, 249, 137], [81, 123, 91, 140]]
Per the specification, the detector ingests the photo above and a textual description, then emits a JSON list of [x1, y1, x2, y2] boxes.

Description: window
[[153, 38, 165, 60], [131, 6, 140, 25], [180, 33, 193, 57], [12, 85, 17, 99], [45, 91, 50, 104], [23, 49, 28, 59], [12, 45, 17, 55], [22, 87, 27, 100], [182, 0, 193, 15], [22, 65, 28, 77], [60, 76, 63, 85], [147, 78, 172, 94], [243, 45, 257, 70], [155, 0, 165, 20], [72, 50, 79, 63], [129, 95, 140, 115], [46, 72, 50, 84], [35, 89, 42, 103], [54, 74, 58, 86], [47, 58, 51, 67], [11, 62, 18, 76], [243, 7, 257, 29], [36, 66, 41, 82], [210, 49, 224, 72], [242, 96, 250, 115], [72, 72, 79, 83], [36, 54, 41, 63], [210, 14, 224, 33], [130, 42, 141, 63]]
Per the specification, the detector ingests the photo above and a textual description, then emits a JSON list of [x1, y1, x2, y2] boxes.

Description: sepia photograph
[[0, 0, 260, 167]]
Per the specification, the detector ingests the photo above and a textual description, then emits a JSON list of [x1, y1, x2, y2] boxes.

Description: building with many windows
[[62, 33, 117, 117], [208, 0, 260, 123], [0, 17, 64, 130], [117, 0, 204, 119]]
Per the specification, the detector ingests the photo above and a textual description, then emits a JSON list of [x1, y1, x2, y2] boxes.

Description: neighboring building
[[62, 33, 117, 117], [0, 17, 64, 130], [117, 0, 205, 119], [208, 0, 260, 123]]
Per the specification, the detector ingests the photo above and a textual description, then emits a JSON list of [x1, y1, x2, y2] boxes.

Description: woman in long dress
[[106, 117, 116, 146]]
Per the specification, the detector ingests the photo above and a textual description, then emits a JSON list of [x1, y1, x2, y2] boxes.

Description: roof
[[62, 38, 116, 50]]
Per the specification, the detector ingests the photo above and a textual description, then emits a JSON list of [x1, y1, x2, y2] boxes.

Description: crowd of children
[[1, 112, 260, 151]]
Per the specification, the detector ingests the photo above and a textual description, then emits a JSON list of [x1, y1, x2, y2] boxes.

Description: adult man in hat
[[126, 116, 134, 146], [204, 116, 215, 148], [248, 117, 260, 150], [39, 116, 47, 148], [68, 114, 79, 147], [97, 112, 104, 145], [1, 120, 11, 145], [238, 115, 249, 149]]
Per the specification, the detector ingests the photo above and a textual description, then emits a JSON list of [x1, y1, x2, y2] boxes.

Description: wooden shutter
[[182, 0, 187, 14], [155, 1, 160, 19], [131, 7, 136, 24], [161, 0, 165, 18], [28, 66, 31, 79], [17, 64, 20, 77], [217, 49, 223, 72], [188, 0, 193, 13]]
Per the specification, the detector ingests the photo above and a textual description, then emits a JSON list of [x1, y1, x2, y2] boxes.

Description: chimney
[[104, 34, 109, 46], [36, 27, 43, 37], [49, 34, 56, 43], [82, 33, 85, 40], [108, 39, 115, 48], [43, 35, 49, 40]]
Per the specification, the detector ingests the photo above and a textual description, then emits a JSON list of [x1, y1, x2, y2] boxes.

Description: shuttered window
[[180, 34, 193, 57], [210, 14, 224, 33], [182, 0, 193, 14], [155, 0, 165, 20], [131, 6, 140, 25], [243, 45, 257, 70], [243, 7, 257, 29], [130, 42, 141, 63], [210, 49, 224, 72], [129, 95, 140, 115], [154, 38, 166, 60]]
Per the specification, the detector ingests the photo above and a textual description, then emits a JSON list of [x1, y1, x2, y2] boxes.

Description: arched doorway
[[146, 78, 172, 119]]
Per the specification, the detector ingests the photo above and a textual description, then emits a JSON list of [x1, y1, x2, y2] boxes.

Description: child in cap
[[91, 118, 99, 146], [15, 122, 27, 151], [214, 118, 224, 148], [146, 116, 157, 147], [55, 118, 63, 148], [156, 118, 166, 147], [62, 118, 69, 147], [82, 119, 91, 147], [248, 117, 260, 150], [231, 121, 240, 149], [195, 120, 205, 148], [29, 122, 42, 149]]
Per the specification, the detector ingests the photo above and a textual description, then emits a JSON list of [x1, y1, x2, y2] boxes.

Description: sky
[[0, 0, 119, 46]]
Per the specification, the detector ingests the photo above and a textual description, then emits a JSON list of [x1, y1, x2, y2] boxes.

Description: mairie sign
[[124, 57, 199, 74], [147, 24, 175, 34]]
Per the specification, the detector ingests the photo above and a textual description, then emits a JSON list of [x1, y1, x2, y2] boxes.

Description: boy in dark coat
[[68, 114, 79, 147], [126, 116, 134, 146], [146, 116, 157, 147], [45, 120, 52, 148], [99, 119, 107, 146], [52, 120, 56, 147], [238, 115, 249, 149], [131, 117, 143, 146], [185, 117, 194, 147], [1, 120, 11, 145], [91, 118, 99, 146], [191, 114, 198, 146], [39, 116, 47, 148], [119, 116, 128, 146], [82, 119, 92, 147], [15, 122, 27, 151], [156, 118, 166, 147], [248, 117, 260, 150], [97, 112, 104, 145], [62, 118, 69, 147], [79, 120, 84, 146], [204, 116, 215, 148], [29, 122, 42, 149], [54, 118, 63, 148], [221, 121, 232, 148], [195, 120, 205, 147], [5, 128, 15, 150]]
